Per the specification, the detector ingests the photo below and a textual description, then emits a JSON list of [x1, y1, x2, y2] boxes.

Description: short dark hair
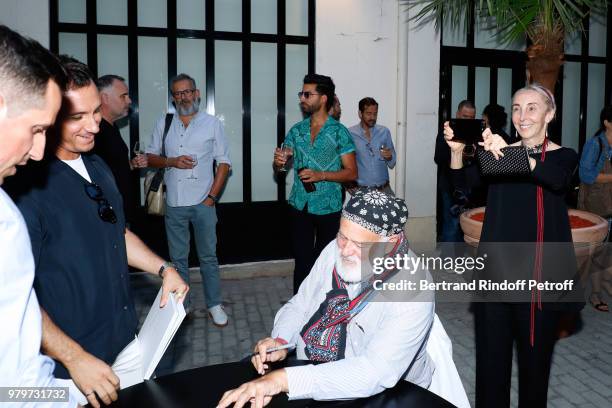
[[457, 100, 475, 112], [599, 106, 612, 133], [482, 103, 507, 131], [0, 25, 66, 115], [358, 97, 378, 112], [59, 55, 95, 90], [96, 74, 125, 91], [170, 73, 196, 90], [303, 73, 335, 111]]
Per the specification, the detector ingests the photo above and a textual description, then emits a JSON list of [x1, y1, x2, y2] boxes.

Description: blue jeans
[[165, 203, 221, 309]]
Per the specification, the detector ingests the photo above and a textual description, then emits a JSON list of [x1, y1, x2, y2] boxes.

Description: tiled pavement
[[131, 263, 611, 408]]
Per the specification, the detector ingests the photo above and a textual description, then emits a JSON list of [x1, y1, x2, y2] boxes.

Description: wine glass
[[186, 154, 198, 179], [133, 142, 145, 168], [278, 143, 293, 172], [379, 143, 387, 161], [133, 141, 144, 156]]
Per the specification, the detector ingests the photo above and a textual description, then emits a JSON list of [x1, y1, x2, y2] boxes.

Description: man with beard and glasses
[[273, 74, 357, 294], [146, 73, 231, 326], [217, 190, 469, 408], [348, 97, 396, 195], [8, 56, 188, 408]]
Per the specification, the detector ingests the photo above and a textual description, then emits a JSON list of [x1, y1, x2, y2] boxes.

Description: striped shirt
[[271, 241, 435, 400]]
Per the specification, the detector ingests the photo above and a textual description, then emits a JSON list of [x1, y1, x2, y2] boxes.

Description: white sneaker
[[208, 304, 228, 327]]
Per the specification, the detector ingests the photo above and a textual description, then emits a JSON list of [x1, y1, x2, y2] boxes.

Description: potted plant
[[403, 0, 609, 92]]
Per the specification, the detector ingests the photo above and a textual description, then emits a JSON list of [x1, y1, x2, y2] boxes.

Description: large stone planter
[[460, 207, 608, 339], [459, 207, 608, 259]]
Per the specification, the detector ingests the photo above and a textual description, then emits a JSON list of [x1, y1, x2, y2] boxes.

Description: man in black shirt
[[91, 75, 144, 225], [434, 100, 476, 245]]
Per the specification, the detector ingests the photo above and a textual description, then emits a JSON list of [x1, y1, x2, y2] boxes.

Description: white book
[[112, 289, 186, 389]]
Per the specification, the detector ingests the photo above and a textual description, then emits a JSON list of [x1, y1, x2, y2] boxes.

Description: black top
[[451, 147, 585, 308], [90, 119, 136, 224], [436, 130, 487, 208], [7, 155, 138, 378], [478, 148, 577, 242], [434, 130, 452, 192]]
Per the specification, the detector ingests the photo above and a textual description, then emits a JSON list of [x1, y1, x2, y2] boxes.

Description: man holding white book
[[7, 56, 189, 408]]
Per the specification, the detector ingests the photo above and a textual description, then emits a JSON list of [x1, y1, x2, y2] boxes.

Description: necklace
[[523, 141, 546, 154]]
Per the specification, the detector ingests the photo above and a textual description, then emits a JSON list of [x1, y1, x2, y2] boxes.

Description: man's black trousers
[[289, 206, 341, 294]]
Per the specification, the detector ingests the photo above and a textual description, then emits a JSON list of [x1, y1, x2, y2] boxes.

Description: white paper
[[112, 289, 186, 388], [139, 289, 186, 379], [112, 337, 143, 389]]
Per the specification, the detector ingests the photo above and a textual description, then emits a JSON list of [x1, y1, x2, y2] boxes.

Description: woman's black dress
[[451, 147, 585, 408]]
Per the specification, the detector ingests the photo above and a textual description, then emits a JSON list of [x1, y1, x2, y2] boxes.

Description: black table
[[108, 361, 456, 407]]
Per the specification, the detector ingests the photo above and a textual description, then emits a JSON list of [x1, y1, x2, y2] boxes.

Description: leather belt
[[358, 181, 390, 191]]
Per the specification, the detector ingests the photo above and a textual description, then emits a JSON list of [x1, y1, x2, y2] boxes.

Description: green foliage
[[403, 0, 609, 44]]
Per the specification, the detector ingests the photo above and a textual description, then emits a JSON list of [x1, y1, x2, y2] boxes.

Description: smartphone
[[449, 119, 486, 144]]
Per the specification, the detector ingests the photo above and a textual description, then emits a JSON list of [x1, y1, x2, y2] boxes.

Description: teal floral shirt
[[284, 116, 355, 215]]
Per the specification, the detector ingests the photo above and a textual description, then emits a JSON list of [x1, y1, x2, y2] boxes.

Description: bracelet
[[158, 261, 175, 278], [207, 194, 219, 203]]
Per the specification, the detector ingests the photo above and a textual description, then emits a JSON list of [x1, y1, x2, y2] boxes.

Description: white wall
[[0, 0, 50, 47], [315, 0, 399, 187], [316, 0, 439, 248], [403, 4, 440, 218]]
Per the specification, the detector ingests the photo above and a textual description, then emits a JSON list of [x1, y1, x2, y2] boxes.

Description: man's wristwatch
[[158, 261, 176, 278], [207, 194, 219, 203]]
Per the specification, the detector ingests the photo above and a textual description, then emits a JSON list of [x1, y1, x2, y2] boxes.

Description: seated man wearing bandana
[[218, 190, 469, 408]]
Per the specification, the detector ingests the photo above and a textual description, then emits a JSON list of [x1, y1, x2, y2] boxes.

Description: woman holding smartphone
[[443, 84, 583, 408]]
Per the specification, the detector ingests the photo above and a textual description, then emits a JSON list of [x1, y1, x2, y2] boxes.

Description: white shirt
[[146, 111, 231, 207], [0, 187, 77, 407], [272, 241, 470, 407], [62, 155, 92, 182]]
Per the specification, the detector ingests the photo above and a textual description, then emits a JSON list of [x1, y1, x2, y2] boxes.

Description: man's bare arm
[[124, 229, 189, 307], [209, 163, 230, 198], [40, 309, 84, 368], [595, 172, 612, 183], [146, 153, 194, 169], [40, 309, 119, 408]]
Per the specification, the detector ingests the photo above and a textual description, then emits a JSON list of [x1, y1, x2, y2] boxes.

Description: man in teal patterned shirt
[[274, 74, 357, 293]]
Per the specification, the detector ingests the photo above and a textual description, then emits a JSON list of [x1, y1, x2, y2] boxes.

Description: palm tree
[[403, 0, 609, 92]]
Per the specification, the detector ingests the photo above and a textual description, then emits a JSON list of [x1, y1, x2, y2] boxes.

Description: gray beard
[[177, 99, 200, 116], [335, 247, 363, 284]]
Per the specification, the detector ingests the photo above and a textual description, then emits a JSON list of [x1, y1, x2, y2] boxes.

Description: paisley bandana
[[342, 189, 409, 237]]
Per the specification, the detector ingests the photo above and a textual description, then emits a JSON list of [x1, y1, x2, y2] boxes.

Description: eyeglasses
[[297, 91, 321, 99], [172, 89, 195, 98], [337, 231, 368, 249], [84, 183, 117, 224]]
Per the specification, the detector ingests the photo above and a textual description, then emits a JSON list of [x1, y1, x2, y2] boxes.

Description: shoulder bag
[[144, 114, 173, 216]]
